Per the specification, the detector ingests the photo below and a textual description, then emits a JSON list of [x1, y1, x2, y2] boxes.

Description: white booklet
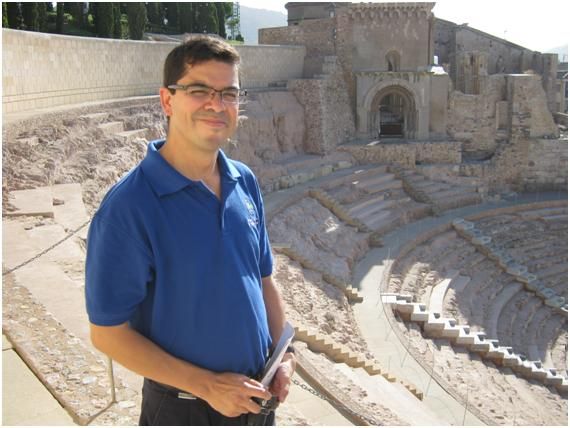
[[260, 321, 295, 387]]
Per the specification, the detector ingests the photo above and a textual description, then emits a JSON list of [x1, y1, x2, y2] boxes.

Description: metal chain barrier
[[2, 218, 92, 277], [291, 377, 380, 426]]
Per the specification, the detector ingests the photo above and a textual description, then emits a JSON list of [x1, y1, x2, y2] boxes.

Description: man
[[85, 36, 295, 426]]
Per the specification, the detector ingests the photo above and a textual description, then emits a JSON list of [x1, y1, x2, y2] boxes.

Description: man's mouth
[[195, 116, 227, 127]]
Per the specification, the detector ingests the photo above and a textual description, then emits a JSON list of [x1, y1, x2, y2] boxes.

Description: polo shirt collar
[[141, 140, 241, 197]]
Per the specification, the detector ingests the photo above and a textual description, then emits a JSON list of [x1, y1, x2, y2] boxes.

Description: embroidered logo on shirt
[[244, 197, 259, 227]]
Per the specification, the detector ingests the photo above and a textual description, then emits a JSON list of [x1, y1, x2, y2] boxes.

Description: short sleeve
[[85, 215, 154, 326], [252, 176, 273, 278]]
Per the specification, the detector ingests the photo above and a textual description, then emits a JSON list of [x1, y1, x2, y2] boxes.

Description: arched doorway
[[370, 86, 417, 139]]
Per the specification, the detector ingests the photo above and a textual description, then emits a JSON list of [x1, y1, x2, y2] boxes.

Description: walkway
[[2, 334, 76, 426]]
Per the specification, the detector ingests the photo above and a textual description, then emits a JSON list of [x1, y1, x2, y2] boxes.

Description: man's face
[[160, 60, 240, 153]]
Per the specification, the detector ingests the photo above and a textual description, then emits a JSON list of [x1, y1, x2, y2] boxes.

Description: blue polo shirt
[[85, 140, 273, 377]]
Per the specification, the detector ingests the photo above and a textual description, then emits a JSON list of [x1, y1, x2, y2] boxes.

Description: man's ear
[[159, 87, 173, 117]]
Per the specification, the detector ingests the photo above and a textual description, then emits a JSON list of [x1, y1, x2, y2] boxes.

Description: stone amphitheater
[[2, 3, 568, 425], [2, 93, 567, 425]]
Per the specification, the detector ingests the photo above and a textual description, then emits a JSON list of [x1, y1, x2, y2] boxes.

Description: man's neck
[[159, 138, 219, 182]]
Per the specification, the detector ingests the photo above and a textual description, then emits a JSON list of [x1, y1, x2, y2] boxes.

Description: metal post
[[107, 357, 116, 403]]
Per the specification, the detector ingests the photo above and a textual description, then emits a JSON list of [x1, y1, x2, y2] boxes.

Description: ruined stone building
[[260, 2, 567, 192]]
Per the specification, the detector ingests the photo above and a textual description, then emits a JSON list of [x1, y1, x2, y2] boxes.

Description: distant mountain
[[240, 5, 287, 44], [546, 44, 568, 62]]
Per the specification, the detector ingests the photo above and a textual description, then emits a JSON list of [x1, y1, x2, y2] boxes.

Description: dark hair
[[163, 36, 240, 92]]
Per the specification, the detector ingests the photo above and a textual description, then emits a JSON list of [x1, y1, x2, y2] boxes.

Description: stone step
[[5, 187, 54, 218], [97, 121, 124, 135], [354, 174, 402, 194], [319, 165, 388, 190], [486, 282, 523, 339], [431, 186, 479, 199], [414, 180, 449, 193], [519, 207, 567, 220], [115, 128, 148, 143], [350, 196, 404, 220], [434, 193, 481, 211], [346, 193, 388, 216], [79, 112, 109, 124], [359, 204, 397, 227], [541, 214, 567, 223], [51, 183, 90, 234], [335, 365, 437, 424]]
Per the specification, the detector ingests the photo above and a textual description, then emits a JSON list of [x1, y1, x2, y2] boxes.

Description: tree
[[214, 2, 226, 38], [56, 2, 64, 33], [69, 2, 85, 29], [165, 2, 178, 29], [6, 2, 21, 29], [192, 3, 217, 34], [205, 3, 218, 34], [94, 2, 114, 38], [178, 2, 194, 33], [113, 3, 121, 38], [22, 2, 39, 31], [127, 2, 146, 40], [146, 2, 162, 27], [37, 2, 47, 31], [2, 3, 8, 28]]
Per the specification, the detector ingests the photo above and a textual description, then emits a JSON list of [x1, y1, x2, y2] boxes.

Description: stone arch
[[361, 79, 421, 139]]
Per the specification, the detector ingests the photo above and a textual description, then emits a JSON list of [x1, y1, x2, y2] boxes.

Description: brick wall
[[2, 29, 305, 114]]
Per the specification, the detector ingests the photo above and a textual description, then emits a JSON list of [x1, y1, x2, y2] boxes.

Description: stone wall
[[259, 18, 335, 78], [524, 139, 568, 191], [2, 29, 305, 114], [447, 75, 507, 159], [228, 90, 306, 167], [434, 19, 559, 111], [335, 3, 434, 109], [288, 56, 355, 154], [340, 141, 462, 168]]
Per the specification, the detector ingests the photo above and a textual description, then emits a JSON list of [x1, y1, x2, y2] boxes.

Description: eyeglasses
[[167, 83, 246, 105]]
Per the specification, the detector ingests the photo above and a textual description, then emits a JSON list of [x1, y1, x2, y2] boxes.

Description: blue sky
[[240, 0, 569, 54]]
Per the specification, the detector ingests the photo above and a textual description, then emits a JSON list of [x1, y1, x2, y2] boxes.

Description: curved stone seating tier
[[385, 295, 568, 398], [550, 331, 569, 373], [497, 292, 536, 356], [388, 230, 476, 303], [452, 218, 567, 315], [483, 282, 523, 340], [269, 197, 370, 287], [258, 151, 356, 193], [272, 254, 369, 355]]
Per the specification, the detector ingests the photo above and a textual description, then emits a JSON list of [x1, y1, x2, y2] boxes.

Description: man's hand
[[269, 352, 296, 403], [202, 372, 272, 418]]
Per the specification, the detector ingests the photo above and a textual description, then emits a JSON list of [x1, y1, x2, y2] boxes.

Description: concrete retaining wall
[[2, 29, 305, 114]]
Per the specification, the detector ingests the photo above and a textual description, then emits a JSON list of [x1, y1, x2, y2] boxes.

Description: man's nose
[[204, 92, 226, 112]]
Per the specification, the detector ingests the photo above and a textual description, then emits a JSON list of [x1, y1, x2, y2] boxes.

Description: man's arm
[[261, 275, 296, 402], [90, 322, 271, 417]]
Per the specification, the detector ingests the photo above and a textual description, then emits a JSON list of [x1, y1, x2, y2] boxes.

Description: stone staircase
[[383, 293, 568, 395], [292, 325, 425, 400], [390, 166, 482, 215], [95, 119, 148, 144], [261, 152, 355, 193], [310, 169, 431, 236]]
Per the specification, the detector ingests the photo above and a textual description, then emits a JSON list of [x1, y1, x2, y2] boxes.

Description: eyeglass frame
[[166, 83, 247, 105]]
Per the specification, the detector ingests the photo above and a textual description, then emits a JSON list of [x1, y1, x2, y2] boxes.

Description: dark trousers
[[139, 378, 275, 426]]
